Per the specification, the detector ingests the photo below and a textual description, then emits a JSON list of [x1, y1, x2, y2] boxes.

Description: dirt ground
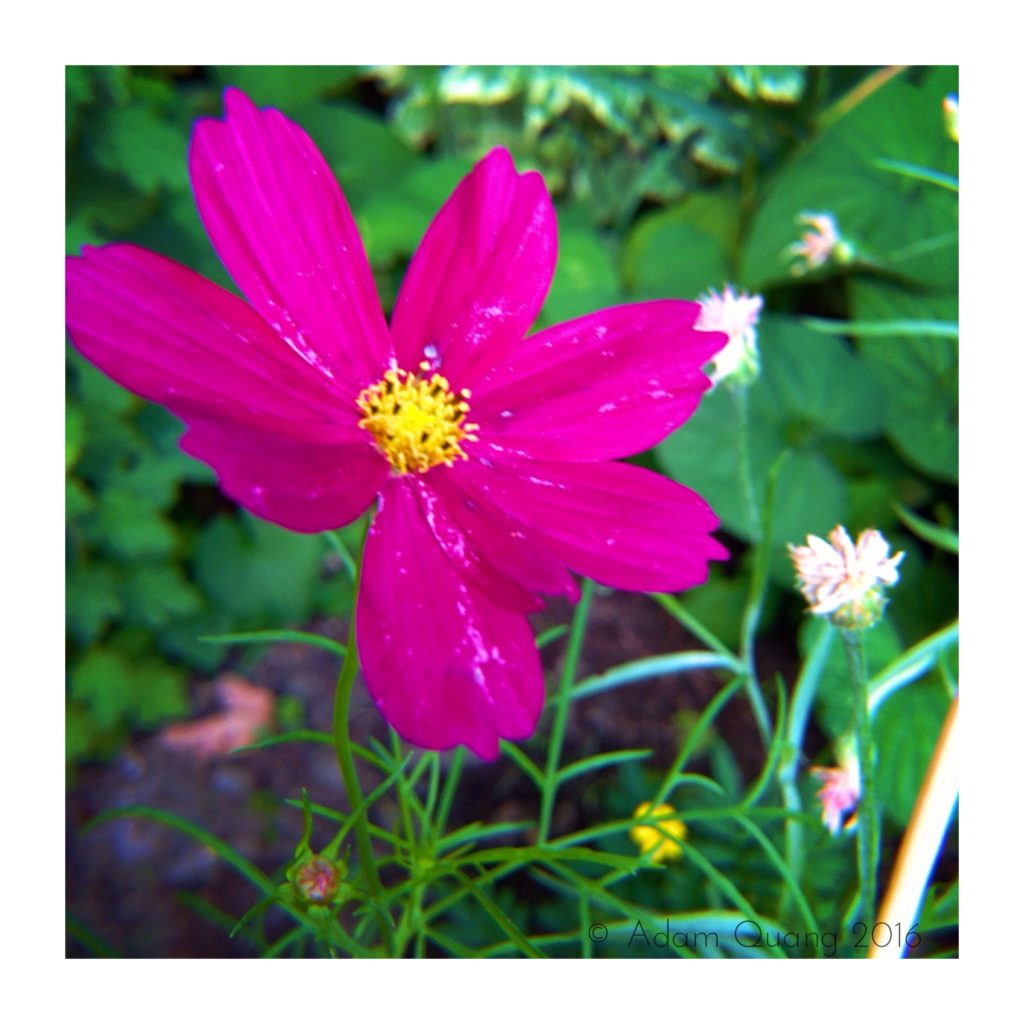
[[65, 589, 792, 957]]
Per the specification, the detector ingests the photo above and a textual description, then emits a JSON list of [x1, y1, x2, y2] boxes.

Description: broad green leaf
[[623, 193, 738, 301], [69, 346, 138, 416], [874, 674, 951, 826], [128, 660, 190, 727], [804, 617, 902, 740], [67, 563, 122, 645], [741, 66, 958, 289], [69, 648, 138, 730], [723, 66, 807, 104], [657, 316, 871, 544], [758, 318, 885, 441], [293, 102, 418, 207], [919, 880, 959, 931], [66, 478, 94, 519], [851, 280, 957, 482], [66, 405, 84, 470], [96, 490, 177, 560], [120, 563, 203, 629], [357, 156, 471, 265], [66, 702, 98, 763], [209, 66, 362, 110], [89, 102, 190, 194], [193, 515, 324, 624], [540, 228, 620, 323]]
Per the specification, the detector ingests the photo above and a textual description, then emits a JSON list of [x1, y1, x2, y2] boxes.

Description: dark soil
[[66, 590, 782, 958]]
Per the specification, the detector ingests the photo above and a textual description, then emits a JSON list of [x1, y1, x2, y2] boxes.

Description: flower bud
[[786, 212, 852, 275], [810, 743, 861, 835], [629, 802, 687, 864], [291, 854, 345, 906]]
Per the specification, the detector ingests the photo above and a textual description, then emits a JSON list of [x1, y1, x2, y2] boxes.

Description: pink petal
[[67, 243, 385, 533], [357, 479, 544, 758], [67, 244, 344, 419], [451, 457, 729, 593], [190, 88, 391, 390], [471, 301, 724, 461], [427, 471, 579, 604], [181, 417, 386, 533], [411, 479, 544, 613], [389, 148, 556, 388]]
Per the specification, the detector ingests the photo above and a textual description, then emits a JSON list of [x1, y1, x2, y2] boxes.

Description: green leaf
[[210, 66, 362, 110], [69, 648, 137, 730], [193, 515, 324, 624], [66, 477, 95, 519], [66, 702, 99, 763], [623, 193, 738, 301], [894, 505, 958, 555], [66, 405, 85, 471], [67, 563, 122, 645], [357, 156, 472, 266], [741, 66, 958, 289], [129, 660, 190, 728], [723, 66, 807, 104], [540, 228, 620, 323], [69, 647, 188, 731], [806, 617, 902, 740], [89, 102, 190, 194], [919, 880, 958, 931], [200, 629, 347, 658], [120, 563, 203, 628], [658, 317, 868, 544], [851, 280, 958, 482], [873, 675, 951, 826], [558, 749, 652, 784], [759, 318, 886, 441], [69, 346, 138, 416], [96, 489, 177, 560], [293, 102, 417, 208]]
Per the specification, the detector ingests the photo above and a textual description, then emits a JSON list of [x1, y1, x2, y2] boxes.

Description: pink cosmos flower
[[66, 89, 728, 758]]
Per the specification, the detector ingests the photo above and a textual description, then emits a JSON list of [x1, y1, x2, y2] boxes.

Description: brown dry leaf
[[159, 674, 275, 760]]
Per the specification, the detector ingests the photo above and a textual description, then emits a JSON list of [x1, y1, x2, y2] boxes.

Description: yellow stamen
[[356, 366, 478, 475]]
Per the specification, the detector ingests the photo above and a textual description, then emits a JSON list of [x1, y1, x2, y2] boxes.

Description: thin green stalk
[[538, 578, 595, 844], [732, 386, 760, 544], [736, 424, 789, 751], [843, 627, 880, 935], [651, 592, 741, 666], [330, 517, 383, 910], [778, 621, 834, 916]]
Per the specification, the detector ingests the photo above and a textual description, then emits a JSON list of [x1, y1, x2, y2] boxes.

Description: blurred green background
[[66, 66, 958, 810]]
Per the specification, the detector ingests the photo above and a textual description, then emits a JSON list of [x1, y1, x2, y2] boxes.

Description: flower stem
[[778, 620, 834, 916], [732, 386, 760, 544], [842, 627, 880, 935], [331, 516, 382, 906], [737, 446, 790, 752], [538, 578, 595, 844]]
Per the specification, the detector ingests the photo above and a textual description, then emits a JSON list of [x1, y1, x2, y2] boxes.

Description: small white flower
[[788, 525, 904, 629], [696, 284, 763, 387], [787, 212, 851, 275]]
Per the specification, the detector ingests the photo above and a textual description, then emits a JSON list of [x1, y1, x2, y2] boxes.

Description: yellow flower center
[[356, 363, 479, 475]]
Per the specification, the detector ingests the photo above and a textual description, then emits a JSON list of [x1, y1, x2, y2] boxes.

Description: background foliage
[[66, 65, 957, 957]]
